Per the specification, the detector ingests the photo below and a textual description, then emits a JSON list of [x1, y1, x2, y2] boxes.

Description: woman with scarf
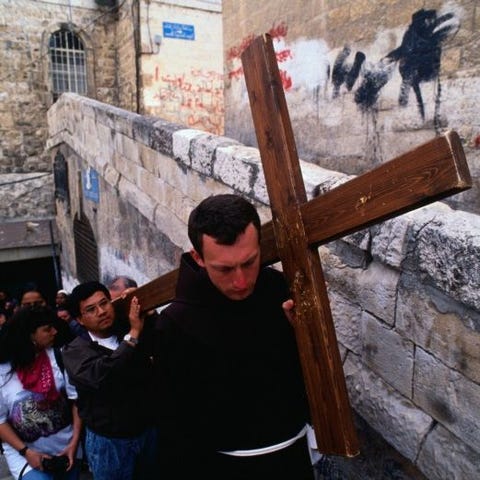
[[0, 306, 82, 480]]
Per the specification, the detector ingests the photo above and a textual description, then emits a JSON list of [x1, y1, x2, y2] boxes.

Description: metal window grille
[[49, 29, 87, 101], [53, 151, 70, 207], [74, 212, 100, 283]]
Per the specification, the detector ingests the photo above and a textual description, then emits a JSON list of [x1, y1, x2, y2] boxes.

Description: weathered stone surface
[[414, 348, 480, 454], [417, 423, 480, 480], [0, 173, 54, 219], [214, 144, 262, 198], [328, 289, 364, 355], [397, 280, 480, 384], [321, 248, 399, 325], [190, 134, 239, 177], [47, 93, 480, 480], [117, 177, 155, 222], [344, 353, 433, 462], [413, 210, 480, 311], [370, 214, 414, 268], [172, 129, 204, 167]]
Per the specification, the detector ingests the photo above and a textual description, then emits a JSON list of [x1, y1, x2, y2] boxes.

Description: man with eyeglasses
[[62, 281, 157, 480]]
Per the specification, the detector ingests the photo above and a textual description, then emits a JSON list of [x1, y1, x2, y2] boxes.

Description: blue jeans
[[85, 427, 157, 480], [22, 461, 81, 480]]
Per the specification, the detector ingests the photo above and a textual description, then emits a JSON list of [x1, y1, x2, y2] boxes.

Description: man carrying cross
[[123, 33, 469, 476], [152, 194, 315, 480]]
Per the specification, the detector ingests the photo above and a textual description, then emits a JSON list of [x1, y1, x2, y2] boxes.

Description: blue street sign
[[163, 22, 195, 40], [83, 167, 99, 203]]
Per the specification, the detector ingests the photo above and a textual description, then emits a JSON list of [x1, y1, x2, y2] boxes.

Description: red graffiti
[[268, 22, 288, 40], [227, 34, 255, 61], [475, 134, 480, 148], [227, 22, 288, 61], [151, 68, 225, 135], [276, 49, 292, 63], [279, 70, 292, 90], [228, 66, 244, 79]]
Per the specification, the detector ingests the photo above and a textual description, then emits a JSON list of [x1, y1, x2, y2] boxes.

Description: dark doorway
[[0, 256, 60, 307]]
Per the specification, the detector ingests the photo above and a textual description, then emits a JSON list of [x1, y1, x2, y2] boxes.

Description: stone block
[[190, 133, 239, 177], [362, 311, 414, 398], [397, 280, 480, 384], [414, 348, 480, 453], [328, 289, 363, 354], [117, 177, 155, 222], [172, 129, 204, 167], [214, 144, 261, 196], [345, 353, 433, 462], [112, 151, 138, 185], [117, 133, 140, 165], [321, 249, 399, 325], [370, 213, 414, 268], [154, 203, 190, 251], [414, 208, 480, 311], [417, 423, 480, 480]]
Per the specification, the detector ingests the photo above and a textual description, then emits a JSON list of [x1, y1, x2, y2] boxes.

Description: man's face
[[57, 309, 72, 322], [191, 223, 261, 301], [56, 292, 67, 306], [108, 279, 126, 300], [78, 291, 115, 337]]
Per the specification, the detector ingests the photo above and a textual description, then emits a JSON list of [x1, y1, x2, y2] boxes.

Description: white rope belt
[[218, 425, 308, 457]]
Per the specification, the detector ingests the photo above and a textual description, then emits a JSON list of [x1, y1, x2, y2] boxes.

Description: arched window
[[49, 29, 87, 101]]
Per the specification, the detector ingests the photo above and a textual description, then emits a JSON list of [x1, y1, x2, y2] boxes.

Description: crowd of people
[[0, 194, 324, 480]]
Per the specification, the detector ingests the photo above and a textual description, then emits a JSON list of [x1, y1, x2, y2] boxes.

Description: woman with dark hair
[[0, 306, 82, 480]]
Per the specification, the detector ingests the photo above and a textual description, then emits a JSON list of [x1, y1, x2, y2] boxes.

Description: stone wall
[[116, 0, 138, 112], [139, 0, 224, 134], [0, 0, 117, 219], [0, 0, 222, 222], [222, 0, 480, 214], [47, 93, 480, 479]]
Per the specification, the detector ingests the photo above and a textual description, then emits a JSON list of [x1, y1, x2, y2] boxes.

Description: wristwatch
[[18, 446, 28, 456], [123, 334, 139, 346]]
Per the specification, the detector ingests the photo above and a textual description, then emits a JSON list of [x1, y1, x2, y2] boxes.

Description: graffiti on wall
[[339, 9, 458, 122], [152, 68, 224, 135], [227, 22, 292, 89], [227, 9, 459, 128]]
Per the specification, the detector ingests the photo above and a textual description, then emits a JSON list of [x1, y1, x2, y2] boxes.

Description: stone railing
[[47, 93, 480, 479]]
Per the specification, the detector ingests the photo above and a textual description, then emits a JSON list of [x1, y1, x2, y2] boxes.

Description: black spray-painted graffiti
[[333, 9, 458, 124]]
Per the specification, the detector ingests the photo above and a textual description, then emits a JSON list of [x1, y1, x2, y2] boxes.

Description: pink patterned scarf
[[17, 350, 60, 401]]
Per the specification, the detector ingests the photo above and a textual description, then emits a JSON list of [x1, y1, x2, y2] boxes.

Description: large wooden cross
[[120, 34, 471, 457]]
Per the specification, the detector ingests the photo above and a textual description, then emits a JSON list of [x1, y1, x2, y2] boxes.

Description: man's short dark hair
[[69, 281, 110, 317], [188, 194, 261, 257]]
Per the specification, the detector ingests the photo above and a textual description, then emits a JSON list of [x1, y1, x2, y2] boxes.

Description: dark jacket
[[62, 335, 155, 438], [154, 253, 310, 453]]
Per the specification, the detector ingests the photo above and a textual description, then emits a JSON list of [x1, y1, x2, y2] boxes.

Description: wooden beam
[[119, 130, 470, 314], [241, 33, 357, 456]]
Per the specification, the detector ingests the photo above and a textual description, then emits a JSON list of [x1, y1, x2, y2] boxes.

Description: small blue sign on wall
[[83, 167, 99, 203], [163, 21, 195, 41]]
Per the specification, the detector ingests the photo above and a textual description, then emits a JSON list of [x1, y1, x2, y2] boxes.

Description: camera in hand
[[41, 455, 69, 473]]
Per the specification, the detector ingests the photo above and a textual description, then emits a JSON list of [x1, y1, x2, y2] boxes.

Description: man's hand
[[128, 296, 144, 338], [282, 299, 295, 326]]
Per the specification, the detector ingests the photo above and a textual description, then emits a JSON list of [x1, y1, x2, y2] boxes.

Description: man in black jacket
[[153, 194, 314, 480], [63, 281, 156, 480]]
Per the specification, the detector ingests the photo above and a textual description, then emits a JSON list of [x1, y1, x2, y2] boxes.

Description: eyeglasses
[[81, 298, 111, 316]]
